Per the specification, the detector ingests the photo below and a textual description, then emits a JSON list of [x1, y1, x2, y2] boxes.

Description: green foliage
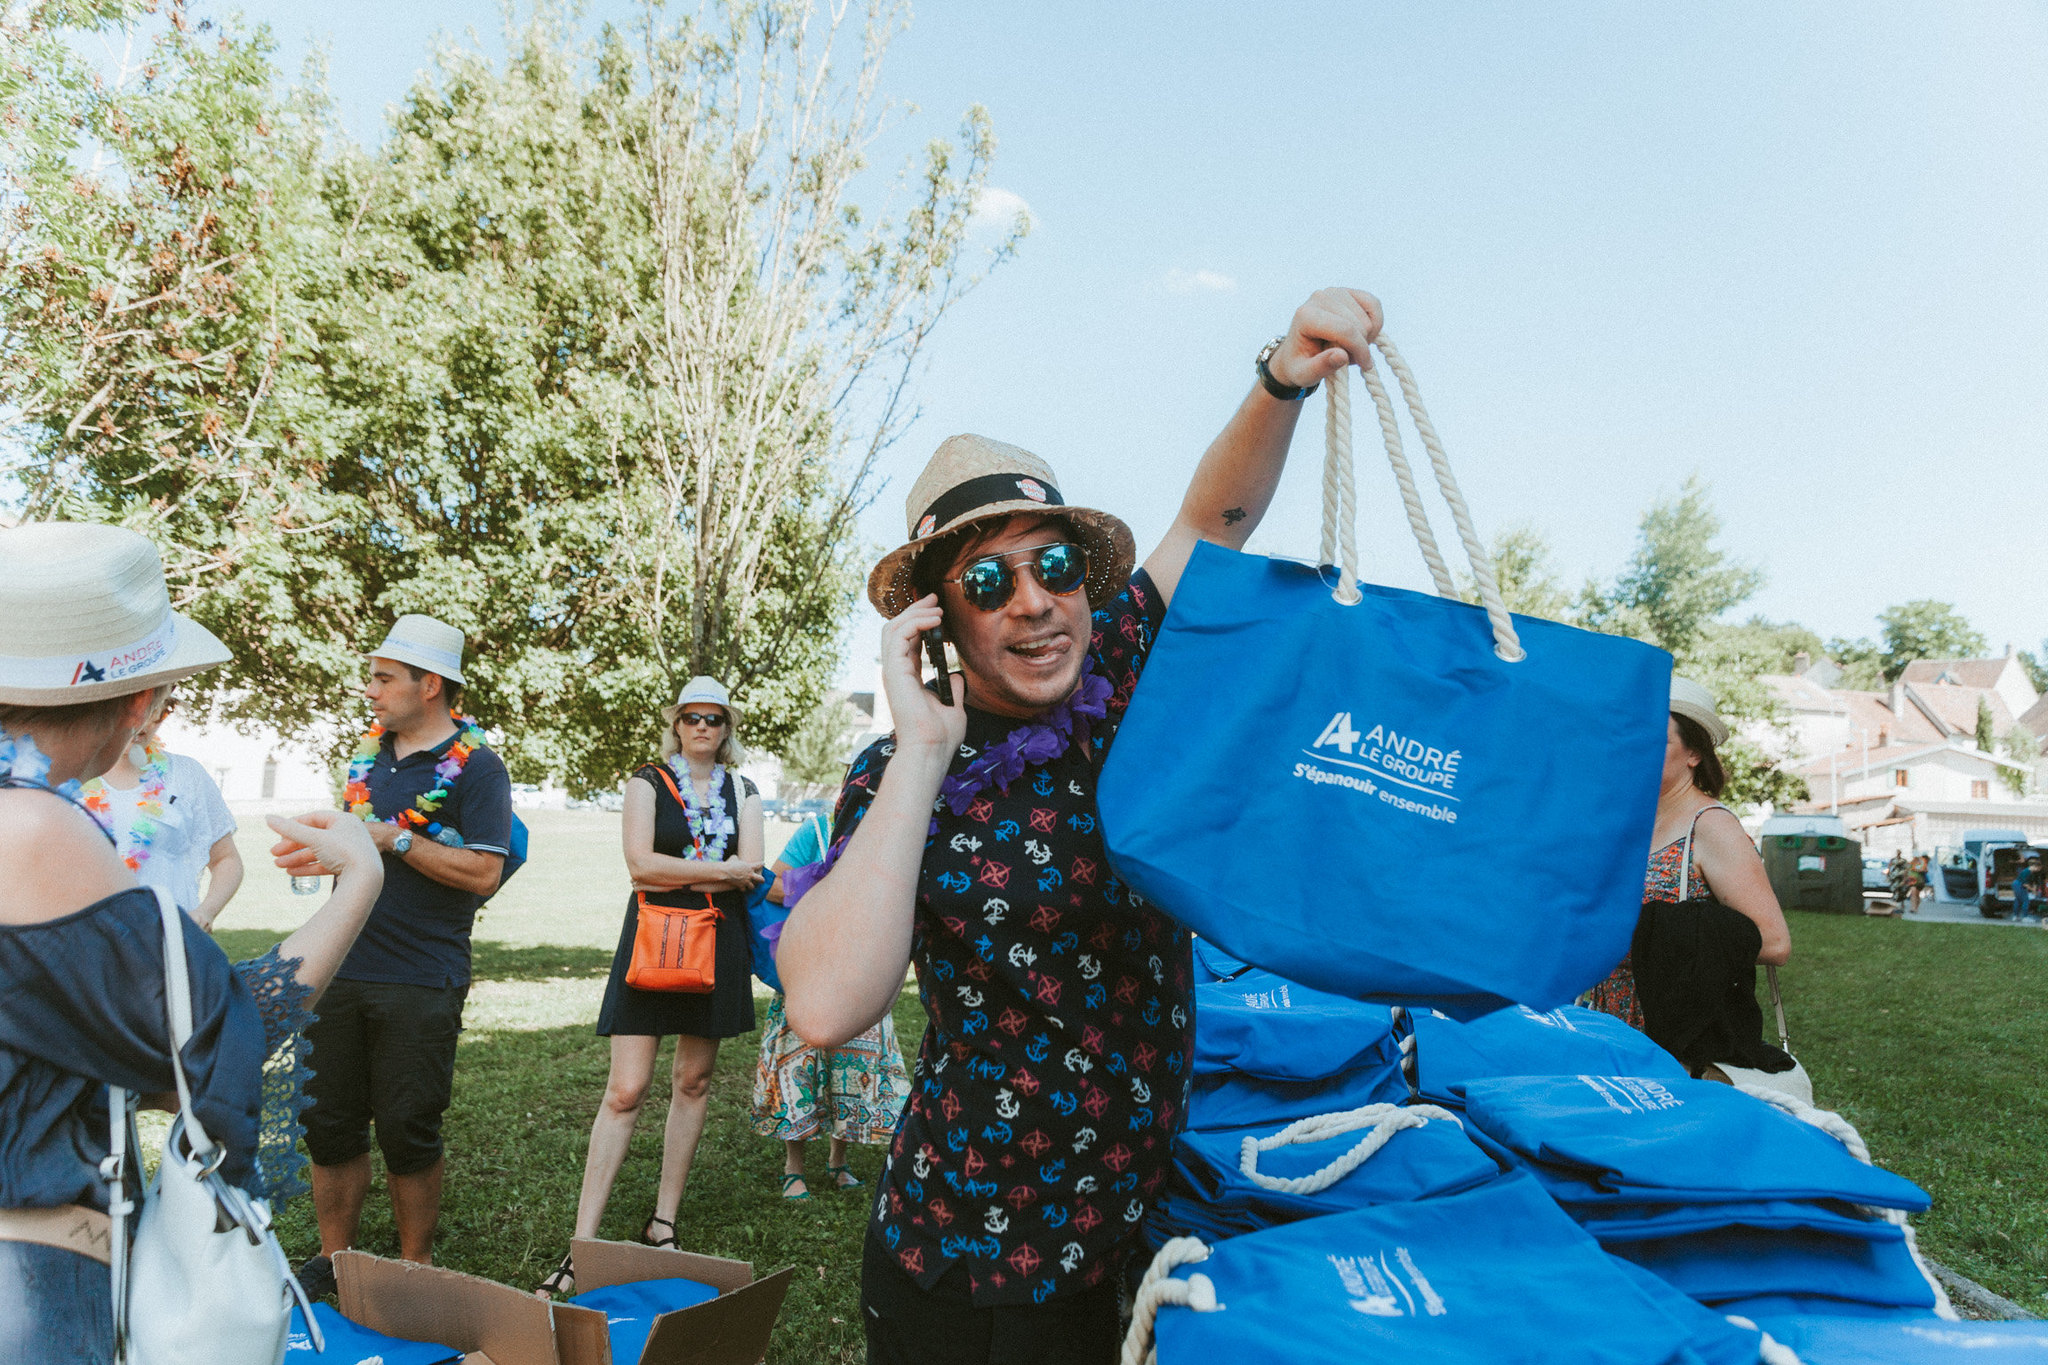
[[1876, 599, 1987, 682], [1577, 474, 1764, 659], [3, 1, 1012, 796], [777, 694, 860, 800], [1977, 696, 1998, 753], [2018, 641, 2048, 694], [2002, 726, 2039, 798], [1459, 523, 1570, 621], [1824, 636, 1887, 691]]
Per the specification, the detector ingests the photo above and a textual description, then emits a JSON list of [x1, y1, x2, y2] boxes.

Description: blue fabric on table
[[1458, 1075, 1931, 1211], [1170, 1114, 1503, 1230], [1402, 1004, 1686, 1105], [1721, 1297, 1938, 1323], [285, 1303, 462, 1364], [1193, 976, 1399, 1082], [1611, 1225, 1935, 1309], [1744, 1315, 2048, 1362], [1188, 1061, 1408, 1133], [1576, 1198, 1901, 1245], [1146, 1171, 1699, 1365], [1191, 938, 1254, 984], [1602, 1254, 1766, 1365], [1098, 540, 1673, 1016], [571, 1277, 722, 1365]]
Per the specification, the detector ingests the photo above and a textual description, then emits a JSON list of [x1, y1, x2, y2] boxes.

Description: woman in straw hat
[[539, 677, 764, 1297], [0, 522, 385, 1362], [1585, 677, 1794, 1074]]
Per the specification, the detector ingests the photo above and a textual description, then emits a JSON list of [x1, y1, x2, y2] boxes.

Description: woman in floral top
[[1586, 676, 1790, 1030]]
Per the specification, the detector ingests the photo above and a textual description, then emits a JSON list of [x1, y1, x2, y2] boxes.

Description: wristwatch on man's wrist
[[1256, 337, 1319, 402], [392, 828, 414, 856]]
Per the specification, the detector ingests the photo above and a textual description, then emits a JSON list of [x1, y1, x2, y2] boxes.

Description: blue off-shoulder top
[[0, 887, 316, 1211]]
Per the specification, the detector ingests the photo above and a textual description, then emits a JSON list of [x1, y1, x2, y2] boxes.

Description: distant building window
[[1971, 779, 1990, 800], [261, 757, 278, 800], [1894, 769, 1909, 787]]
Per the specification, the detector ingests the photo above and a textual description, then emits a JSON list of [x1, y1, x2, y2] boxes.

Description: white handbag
[[105, 887, 321, 1365]]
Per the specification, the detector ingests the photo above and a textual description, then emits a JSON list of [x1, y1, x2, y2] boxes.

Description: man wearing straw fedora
[[281, 613, 514, 1291], [777, 288, 1384, 1362]]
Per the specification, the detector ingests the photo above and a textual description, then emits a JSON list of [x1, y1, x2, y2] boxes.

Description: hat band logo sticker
[[1016, 477, 1048, 503], [917, 514, 938, 538]]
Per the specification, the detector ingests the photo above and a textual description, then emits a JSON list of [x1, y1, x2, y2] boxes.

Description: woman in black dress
[[541, 677, 763, 1294]]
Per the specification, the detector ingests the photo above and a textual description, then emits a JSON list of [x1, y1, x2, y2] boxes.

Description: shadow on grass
[[271, 987, 925, 1365]]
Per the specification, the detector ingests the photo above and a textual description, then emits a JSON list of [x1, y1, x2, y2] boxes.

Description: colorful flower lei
[[80, 744, 170, 872], [0, 726, 83, 801], [666, 756, 735, 860], [345, 714, 488, 841]]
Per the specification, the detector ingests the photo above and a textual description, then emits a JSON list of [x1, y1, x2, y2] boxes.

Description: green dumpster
[[1758, 814, 1864, 914]]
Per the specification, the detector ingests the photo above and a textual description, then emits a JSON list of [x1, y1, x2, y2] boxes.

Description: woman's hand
[[880, 594, 966, 759], [267, 811, 381, 882]]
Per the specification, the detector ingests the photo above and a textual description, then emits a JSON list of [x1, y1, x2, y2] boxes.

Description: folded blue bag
[[1747, 1315, 2048, 1362], [1194, 976, 1399, 1082], [1721, 1297, 1939, 1323], [286, 1304, 462, 1364], [1139, 1171, 1701, 1365], [1459, 1075, 1931, 1211], [1576, 1198, 1901, 1245], [1189, 1061, 1408, 1133], [1403, 1004, 1686, 1104], [1192, 938, 1255, 983], [1172, 1108, 1502, 1229], [1612, 1225, 1935, 1309], [745, 868, 784, 992], [1602, 1255, 1766, 1365], [572, 1277, 721, 1365]]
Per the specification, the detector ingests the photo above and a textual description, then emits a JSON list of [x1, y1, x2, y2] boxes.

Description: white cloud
[[969, 186, 1035, 233], [1163, 267, 1238, 295]]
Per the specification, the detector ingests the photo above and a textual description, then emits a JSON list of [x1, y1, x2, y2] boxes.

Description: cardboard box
[[334, 1240, 794, 1365]]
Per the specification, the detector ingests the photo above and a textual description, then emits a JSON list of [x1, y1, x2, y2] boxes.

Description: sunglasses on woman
[[677, 712, 727, 728], [943, 541, 1090, 612]]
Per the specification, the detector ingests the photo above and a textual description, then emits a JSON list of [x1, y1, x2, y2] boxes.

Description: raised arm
[[778, 595, 966, 1048], [263, 811, 385, 1005], [1143, 287, 1384, 605]]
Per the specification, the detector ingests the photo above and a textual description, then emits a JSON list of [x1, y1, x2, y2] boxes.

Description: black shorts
[[859, 1221, 1121, 1365], [302, 978, 468, 1176]]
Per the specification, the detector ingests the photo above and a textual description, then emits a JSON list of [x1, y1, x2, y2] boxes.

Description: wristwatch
[[392, 828, 414, 856], [1256, 337, 1319, 401]]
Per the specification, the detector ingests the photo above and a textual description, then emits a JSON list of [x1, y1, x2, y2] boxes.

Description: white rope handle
[[1238, 1103, 1461, 1196], [1735, 1082, 1957, 1320], [1319, 335, 1526, 661], [1724, 1315, 1807, 1364], [1120, 1236, 1225, 1365]]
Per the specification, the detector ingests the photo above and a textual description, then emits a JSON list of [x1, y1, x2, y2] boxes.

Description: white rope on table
[[1724, 1314, 1807, 1364], [1317, 335, 1526, 662], [1735, 1081, 1957, 1321], [1120, 1235, 1224, 1365], [1238, 1102, 1462, 1196]]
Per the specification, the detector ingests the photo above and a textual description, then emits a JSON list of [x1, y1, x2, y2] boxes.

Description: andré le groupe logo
[[1289, 711, 1464, 825]]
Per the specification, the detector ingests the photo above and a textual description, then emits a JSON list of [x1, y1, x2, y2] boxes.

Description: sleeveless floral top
[[1583, 806, 1726, 1030]]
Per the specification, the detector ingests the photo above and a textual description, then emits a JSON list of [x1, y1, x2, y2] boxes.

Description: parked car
[[1861, 857, 1890, 895]]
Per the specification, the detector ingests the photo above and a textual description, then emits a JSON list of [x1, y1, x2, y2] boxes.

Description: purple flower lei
[[937, 652, 1112, 815]]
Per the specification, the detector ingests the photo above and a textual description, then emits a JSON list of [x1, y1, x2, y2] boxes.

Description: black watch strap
[[1256, 338, 1319, 401]]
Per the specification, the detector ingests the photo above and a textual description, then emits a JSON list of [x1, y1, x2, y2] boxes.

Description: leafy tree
[[776, 694, 861, 802], [1876, 600, 1987, 681], [2017, 640, 2048, 694], [1975, 697, 1997, 753], [1576, 475, 1764, 659], [1459, 524, 1569, 622], [1823, 636, 1887, 691], [2002, 726, 2040, 798]]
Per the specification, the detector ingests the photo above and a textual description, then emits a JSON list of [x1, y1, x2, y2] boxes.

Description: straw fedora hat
[[1669, 675, 1730, 748], [0, 522, 233, 706], [867, 434, 1135, 619], [370, 613, 468, 685]]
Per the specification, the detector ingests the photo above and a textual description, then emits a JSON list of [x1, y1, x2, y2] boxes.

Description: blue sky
[[232, 1, 2048, 688]]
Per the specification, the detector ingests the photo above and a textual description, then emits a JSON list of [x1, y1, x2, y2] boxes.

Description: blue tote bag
[[1100, 340, 1671, 1014], [1194, 976, 1399, 1082], [1401, 1003, 1687, 1105]]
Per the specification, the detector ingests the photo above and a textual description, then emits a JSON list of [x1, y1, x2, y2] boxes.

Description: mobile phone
[[923, 627, 954, 706]]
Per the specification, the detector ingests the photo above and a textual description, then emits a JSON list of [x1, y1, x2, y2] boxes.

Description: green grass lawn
[[210, 817, 2048, 1356]]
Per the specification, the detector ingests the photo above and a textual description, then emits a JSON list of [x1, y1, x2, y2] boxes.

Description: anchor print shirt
[[831, 570, 1193, 1307]]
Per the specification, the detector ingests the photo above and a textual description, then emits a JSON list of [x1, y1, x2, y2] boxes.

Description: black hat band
[[914, 472, 1065, 539]]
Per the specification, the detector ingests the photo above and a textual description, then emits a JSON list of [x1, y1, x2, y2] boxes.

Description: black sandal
[[536, 1252, 574, 1299], [642, 1214, 680, 1250]]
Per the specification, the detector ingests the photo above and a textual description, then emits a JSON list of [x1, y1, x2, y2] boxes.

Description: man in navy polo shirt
[[280, 614, 512, 1292]]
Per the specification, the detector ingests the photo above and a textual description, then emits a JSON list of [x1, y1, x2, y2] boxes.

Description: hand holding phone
[[923, 628, 953, 706]]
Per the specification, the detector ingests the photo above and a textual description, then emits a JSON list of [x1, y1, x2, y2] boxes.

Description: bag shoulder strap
[[1677, 802, 1733, 902], [149, 885, 218, 1159]]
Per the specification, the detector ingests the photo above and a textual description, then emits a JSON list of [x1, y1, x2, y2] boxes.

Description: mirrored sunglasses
[[944, 541, 1089, 612]]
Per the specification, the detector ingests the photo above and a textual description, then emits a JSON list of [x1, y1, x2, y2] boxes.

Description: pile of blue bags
[[1130, 951, 2039, 1363]]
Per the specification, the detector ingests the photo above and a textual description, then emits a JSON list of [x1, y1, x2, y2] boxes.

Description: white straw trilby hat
[[867, 434, 1135, 619], [370, 614, 467, 685], [1669, 675, 1730, 748], [0, 522, 232, 705]]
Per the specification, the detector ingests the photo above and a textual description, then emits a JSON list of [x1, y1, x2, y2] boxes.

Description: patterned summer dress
[[1583, 805, 1725, 1031]]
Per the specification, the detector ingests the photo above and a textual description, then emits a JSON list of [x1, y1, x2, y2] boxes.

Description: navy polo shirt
[[335, 729, 513, 989]]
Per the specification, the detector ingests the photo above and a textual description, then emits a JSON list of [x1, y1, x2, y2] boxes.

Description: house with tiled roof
[[1751, 652, 2048, 856]]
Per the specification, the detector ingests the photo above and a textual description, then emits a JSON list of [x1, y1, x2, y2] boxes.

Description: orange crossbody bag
[[625, 765, 722, 994]]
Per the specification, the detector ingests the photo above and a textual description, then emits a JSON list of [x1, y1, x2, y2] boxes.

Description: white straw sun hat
[[0, 522, 232, 706], [369, 613, 468, 685], [1669, 675, 1730, 748], [660, 676, 746, 765]]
